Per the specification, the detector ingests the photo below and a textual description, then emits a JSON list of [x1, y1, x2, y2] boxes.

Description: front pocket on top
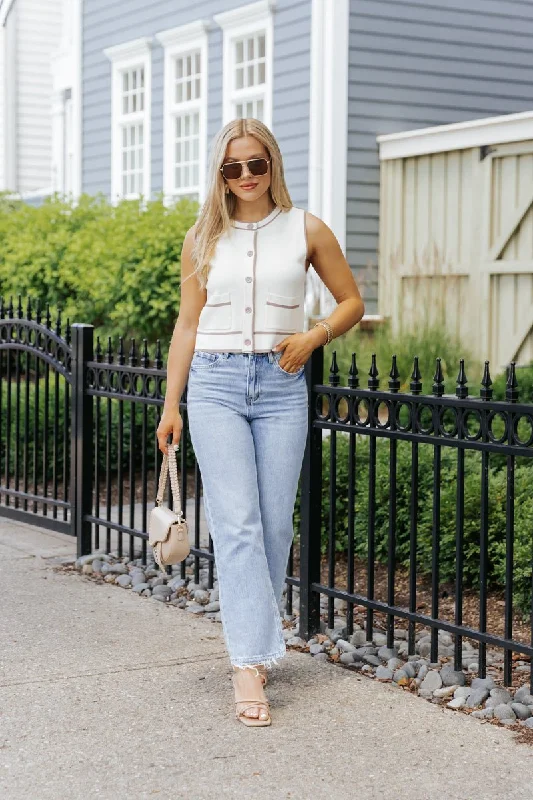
[[198, 291, 232, 332], [264, 292, 300, 333]]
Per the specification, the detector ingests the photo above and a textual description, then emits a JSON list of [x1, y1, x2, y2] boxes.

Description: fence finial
[[388, 354, 400, 392], [117, 337, 125, 366], [480, 361, 492, 401], [456, 359, 468, 399], [410, 356, 422, 395], [368, 353, 379, 390], [141, 338, 149, 368], [328, 351, 339, 386], [129, 338, 137, 367], [154, 339, 163, 369], [432, 357, 444, 396], [348, 352, 359, 389]]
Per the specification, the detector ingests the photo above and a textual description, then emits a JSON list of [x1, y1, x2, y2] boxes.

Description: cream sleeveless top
[[194, 205, 308, 353]]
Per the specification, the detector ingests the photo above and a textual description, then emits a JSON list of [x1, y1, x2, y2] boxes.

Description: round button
[[247, 250, 253, 257], [244, 338, 251, 345], [245, 276, 252, 283], [247, 223, 254, 230], [245, 307, 252, 313]]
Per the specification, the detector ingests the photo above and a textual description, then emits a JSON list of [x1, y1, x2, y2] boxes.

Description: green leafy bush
[[294, 433, 533, 616], [1, 376, 195, 478], [0, 192, 199, 353], [492, 363, 533, 404]]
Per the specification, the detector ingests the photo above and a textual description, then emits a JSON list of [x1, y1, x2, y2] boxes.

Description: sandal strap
[[235, 698, 270, 706], [235, 701, 271, 719]]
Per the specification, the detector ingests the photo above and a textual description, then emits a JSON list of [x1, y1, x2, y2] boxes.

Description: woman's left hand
[[273, 330, 322, 373]]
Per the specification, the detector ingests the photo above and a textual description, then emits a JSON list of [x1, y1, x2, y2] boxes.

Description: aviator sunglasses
[[220, 157, 271, 180]]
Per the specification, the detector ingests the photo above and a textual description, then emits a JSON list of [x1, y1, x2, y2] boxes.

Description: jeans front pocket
[[272, 351, 305, 376], [190, 351, 225, 370]]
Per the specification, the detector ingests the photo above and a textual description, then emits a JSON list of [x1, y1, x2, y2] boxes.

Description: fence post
[[70, 323, 94, 557], [298, 345, 324, 641]]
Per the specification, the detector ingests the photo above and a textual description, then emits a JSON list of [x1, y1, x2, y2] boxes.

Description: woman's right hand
[[156, 408, 183, 455]]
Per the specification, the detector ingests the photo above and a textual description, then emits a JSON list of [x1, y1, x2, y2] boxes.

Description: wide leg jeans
[[186, 350, 309, 669]]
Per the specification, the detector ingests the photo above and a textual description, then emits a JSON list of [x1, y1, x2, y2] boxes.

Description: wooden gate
[[379, 136, 533, 371], [478, 140, 533, 369]]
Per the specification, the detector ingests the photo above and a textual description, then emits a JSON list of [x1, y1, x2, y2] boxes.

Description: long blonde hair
[[187, 118, 293, 289]]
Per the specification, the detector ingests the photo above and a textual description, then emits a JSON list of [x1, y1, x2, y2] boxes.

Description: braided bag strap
[[156, 445, 184, 520]]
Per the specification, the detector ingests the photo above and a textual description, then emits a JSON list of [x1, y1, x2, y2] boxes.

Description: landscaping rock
[[510, 703, 532, 720], [465, 688, 489, 708], [440, 669, 465, 687], [447, 697, 466, 710], [489, 687, 512, 705], [493, 704, 516, 722], [375, 666, 393, 681], [115, 574, 132, 588], [419, 670, 442, 697]]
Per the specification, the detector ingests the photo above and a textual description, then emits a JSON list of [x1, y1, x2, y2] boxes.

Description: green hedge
[[492, 364, 533, 404], [0, 192, 199, 354], [1, 377, 195, 477], [294, 433, 533, 616]]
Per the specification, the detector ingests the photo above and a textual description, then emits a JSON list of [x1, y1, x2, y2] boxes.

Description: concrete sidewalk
[[1, 520, 532, 800]]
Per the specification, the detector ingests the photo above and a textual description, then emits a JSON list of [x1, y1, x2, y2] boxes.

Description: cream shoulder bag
[[148, 444, 190, 574]]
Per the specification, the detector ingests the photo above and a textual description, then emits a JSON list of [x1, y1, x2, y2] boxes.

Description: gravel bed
[[57, 550, 533, 735]]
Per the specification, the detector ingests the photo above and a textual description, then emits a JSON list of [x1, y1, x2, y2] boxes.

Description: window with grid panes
[[233, 32, 266, 120], [172, 50, 201, 197], [119, 65, 145, 197]]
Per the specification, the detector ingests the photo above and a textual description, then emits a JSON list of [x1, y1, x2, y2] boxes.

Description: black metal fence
[[1, 296, 532, 689]]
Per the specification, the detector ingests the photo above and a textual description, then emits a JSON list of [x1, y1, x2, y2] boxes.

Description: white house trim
[[104, 37, 153, 202], [0, 0, 16, 26], [378, 110, 533, 161], [307, 0, 349, 316], [214, 0, 276, 128], [103, 36, 153, 64], [71, 0, 82, 199], [1, 0, 16, 192], [155, 19, 211, 49], [155, 20, 210, 205], [50, 0, 82, 199]]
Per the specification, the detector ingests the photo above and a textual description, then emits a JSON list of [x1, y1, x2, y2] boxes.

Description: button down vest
[[194, 205, 307, 353]]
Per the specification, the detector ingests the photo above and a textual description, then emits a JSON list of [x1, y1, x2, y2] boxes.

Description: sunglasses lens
[[248, 159, 268, 176], [222, 163, 242, 179]]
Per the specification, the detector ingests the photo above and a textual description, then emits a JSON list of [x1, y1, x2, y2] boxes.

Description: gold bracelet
[[313, 321, 333, 346]]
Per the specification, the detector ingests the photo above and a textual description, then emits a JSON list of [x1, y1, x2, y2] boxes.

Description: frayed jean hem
[[231, 646, 286, 671]]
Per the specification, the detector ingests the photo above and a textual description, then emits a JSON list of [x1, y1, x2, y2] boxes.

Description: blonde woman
[[157, 118, 364, 727]]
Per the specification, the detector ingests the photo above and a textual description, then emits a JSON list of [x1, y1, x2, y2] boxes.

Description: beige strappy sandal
[[232, 670, 272, 727], [256, 664, 268, 686]]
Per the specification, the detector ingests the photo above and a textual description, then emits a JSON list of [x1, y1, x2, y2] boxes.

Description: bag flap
[[148, 507, 185, 545]]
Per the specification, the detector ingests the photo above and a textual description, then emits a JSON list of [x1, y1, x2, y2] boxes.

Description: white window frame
[[155, 20, 209, 205], [214, 0, 275, 128], [104, 37, 153, 202]]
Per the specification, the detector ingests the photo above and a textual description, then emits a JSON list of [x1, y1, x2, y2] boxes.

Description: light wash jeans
[[186, 350, 309, 671]]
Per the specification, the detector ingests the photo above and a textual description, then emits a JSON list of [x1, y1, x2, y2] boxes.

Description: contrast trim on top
[[231, 205, 283, 230]]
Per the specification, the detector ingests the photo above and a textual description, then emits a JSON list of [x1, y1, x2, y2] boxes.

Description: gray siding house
[[76, 0, 533, 314]]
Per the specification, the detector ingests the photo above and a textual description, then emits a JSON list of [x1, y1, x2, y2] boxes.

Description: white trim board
[[0, 0, 16, 27], [155, 21, 210, 204], [378, 110, 533, 161], [104, 37, 153, 202], [307, 0, 349, 317]]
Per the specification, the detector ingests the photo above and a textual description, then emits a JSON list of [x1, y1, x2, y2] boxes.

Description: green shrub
[[330, 318, 481, 395], [492, 363, 533, 404], [1, 375, 195, 478], [294, 433, 533, 616], [0, 192, 199, 354]]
